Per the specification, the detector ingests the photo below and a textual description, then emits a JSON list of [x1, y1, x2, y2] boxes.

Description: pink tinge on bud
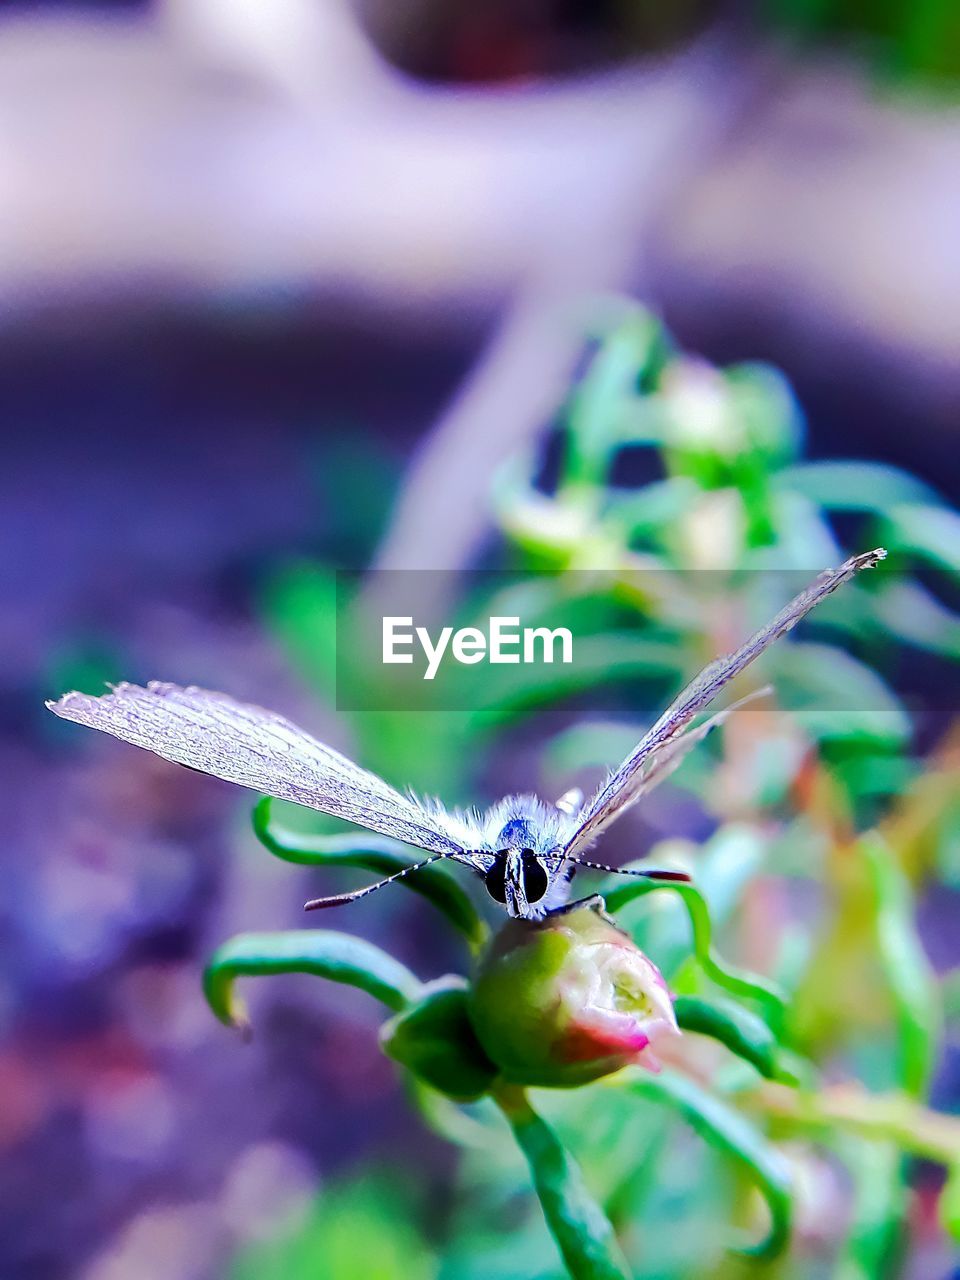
[[469, 906, 680, 1088], [557, 935, 680, 1074]]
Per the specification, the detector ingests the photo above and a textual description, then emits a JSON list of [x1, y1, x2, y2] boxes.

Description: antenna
[[561, 852, 691, 883], [303, 850, 454, 910]]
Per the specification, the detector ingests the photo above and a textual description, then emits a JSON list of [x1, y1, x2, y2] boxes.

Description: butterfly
[[47, 549, 885, 919]]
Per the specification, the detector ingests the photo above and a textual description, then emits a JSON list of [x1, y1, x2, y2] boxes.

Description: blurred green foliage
[[223, 303, 960, 1278], [230, 1175, 437, 1280], [768, 0, 960, 85]]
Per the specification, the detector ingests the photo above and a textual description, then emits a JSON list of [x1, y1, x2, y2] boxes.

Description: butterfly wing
[[47, 682, 473, 858], [563, 549, 886, 858]]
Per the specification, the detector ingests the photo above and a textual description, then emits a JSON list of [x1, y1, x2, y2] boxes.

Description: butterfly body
[[482, 795, 575, 856], [46, 550, 885, 922]]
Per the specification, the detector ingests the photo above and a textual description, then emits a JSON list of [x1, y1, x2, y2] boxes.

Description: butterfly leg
[[548, 893, 613, 920]]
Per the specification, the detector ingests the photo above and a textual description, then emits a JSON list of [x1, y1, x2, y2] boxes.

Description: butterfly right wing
[[562, 548, 886, 859], [47, 682, 476, 859]]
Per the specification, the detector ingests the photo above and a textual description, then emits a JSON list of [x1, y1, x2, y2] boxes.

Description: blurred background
[[3, 1, 959, 1278]]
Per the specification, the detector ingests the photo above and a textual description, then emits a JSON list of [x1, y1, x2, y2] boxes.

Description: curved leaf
[[673, 996, 801, 1084], [469, 634, 681, 727], [767, 491, 844, 570], [253, 798, 488, 950], [885, 503, 960, 575], [835, 1138, 905, 1280], [873, 579, 960, 659], [492, 457, 589, 563], [727, 361, 803, 468], [204, 930, 422, 1031], [406, 1079, 501, 1152], [770, 641, 910, 747], [495, 1084, 632, 1280], [603, 477, 700, 540], [627, 1070, 793, 1258], [860, 833, 941, 1098], [776, 461, 938, 513], [564, 314, 663, 491], [602, 876, 787, 1027]]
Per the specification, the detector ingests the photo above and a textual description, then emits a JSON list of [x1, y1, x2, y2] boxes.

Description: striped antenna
[[560, 853, 691, 882], [303, 851, 455, 910]]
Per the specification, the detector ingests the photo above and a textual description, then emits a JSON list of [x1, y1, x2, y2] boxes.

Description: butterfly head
[[481, 803, 573, 919]]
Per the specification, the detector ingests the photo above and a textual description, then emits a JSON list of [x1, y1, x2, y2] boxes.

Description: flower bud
[[469, 906, 679, 1088]]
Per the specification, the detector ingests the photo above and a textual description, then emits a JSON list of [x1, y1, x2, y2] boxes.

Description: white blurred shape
[[80, 1204, 223, 1280], [118, 965, 214, 1051], [219, 1140, 317, 1243], [84, 1073, 178, 1164], [162, 0, 382, 98]]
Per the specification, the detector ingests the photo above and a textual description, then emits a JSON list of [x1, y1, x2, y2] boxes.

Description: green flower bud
[[469, 906, 679, 1088]]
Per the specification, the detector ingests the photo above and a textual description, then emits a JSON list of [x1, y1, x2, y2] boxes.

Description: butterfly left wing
[[563, 549, 885, 859], [48, 682, 475, 859]]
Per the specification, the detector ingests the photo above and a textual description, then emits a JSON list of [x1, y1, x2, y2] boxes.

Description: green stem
[[833, 1139, 905, 1280], [494, 1084, 633, 1280], [626, 1071, 793, 1259], [859, 832, 941, 1098], [746, 1082, 960, 1167]]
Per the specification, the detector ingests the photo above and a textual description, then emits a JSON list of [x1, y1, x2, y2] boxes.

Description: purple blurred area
[[1, 2, 958, 1278]]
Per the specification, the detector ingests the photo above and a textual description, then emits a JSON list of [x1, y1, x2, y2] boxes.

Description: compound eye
[[520, 851, 548, 904], [484, 855, 508, 904]]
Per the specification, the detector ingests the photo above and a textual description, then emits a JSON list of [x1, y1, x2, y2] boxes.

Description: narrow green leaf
[[626, 1070, 793, 1258], [564, 314, 662, 492], [832, 752, 918, 801], [229, 1175, 436, 1280], [775, 461, 938, 513], [406, 1078, 500, 1151], [873, 579, 960, 659], [768, 490, 844, 569], [259, 563, 340, 701], [495, 1084, 632, 1280], [941, 1162, 960, 1243], [860, 832, 941, 1097], [834, 1139, 905, 1280], [603, 477, 700, 540], [749, 1077, 960, 1166], [252, 798, 488, 951], [204, 930, 422, 1031], [673, 996, 800, 1084], [770, 641, 911, 747], [469, 634, 681, 727], [602, 876, 787, 1027], [690, 824, 770, 923], [492, 454, 591, 563], [885, 503, 960, 575], [727, 362, 802, 466]]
